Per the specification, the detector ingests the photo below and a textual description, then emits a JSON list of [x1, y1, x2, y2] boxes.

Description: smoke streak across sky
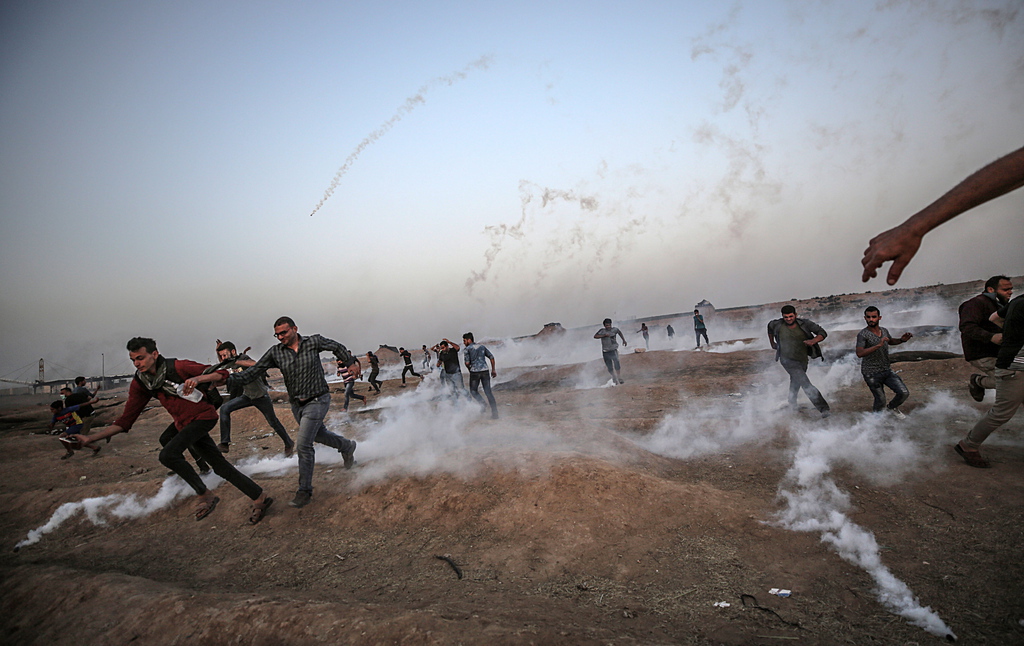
[[308, 55, 492, 217], [0, 1, 1021, 380]]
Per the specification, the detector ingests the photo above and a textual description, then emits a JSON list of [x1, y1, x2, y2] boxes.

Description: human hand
[[992, 333, 1003, 345], [182, 378, 199, 395], [861, 223, 923, 285], [900, 332, 913, 342]]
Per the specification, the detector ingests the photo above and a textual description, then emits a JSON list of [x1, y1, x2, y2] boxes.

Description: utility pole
[[101, 353, 105, 389], [37, 359, 43, 394]]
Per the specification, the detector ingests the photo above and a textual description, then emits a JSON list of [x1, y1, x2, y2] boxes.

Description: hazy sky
[[1, 0, 1022, 381]]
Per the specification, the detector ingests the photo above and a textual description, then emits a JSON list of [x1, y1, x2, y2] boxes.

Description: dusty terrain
[[1, 292, 1022, 645]]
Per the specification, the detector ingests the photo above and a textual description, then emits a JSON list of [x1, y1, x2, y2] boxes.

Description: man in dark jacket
[[958, 275, 1013, 401], [955, 293, 1024, 468], [767, 305, 830, 418]]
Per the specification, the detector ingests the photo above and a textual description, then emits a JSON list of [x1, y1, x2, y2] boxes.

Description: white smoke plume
[[309, 55, 492, 217], [774, 395, 967, 640]]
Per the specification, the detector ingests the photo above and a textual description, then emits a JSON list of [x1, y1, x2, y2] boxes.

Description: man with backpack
[[75, 337, 273, 524]]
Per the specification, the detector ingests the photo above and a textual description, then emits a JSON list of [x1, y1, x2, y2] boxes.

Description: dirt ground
[[1, 328, 1022, 644]]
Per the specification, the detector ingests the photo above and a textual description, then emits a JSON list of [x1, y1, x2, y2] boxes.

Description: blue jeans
[[863, 369, 909, 412], [290, 393, 354, 494], [780, 358, 829, 413], [440, 370, 465, 397], [220, 394, 293, 448], [469, 371, 498, 417]]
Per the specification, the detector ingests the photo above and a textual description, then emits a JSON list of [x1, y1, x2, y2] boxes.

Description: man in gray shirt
[[767, 305, 830, 417], [228, 316, 356, 509], [594, 318, 627, 385], [214, 341, 295, 456], [463, 332, 498, 419], [855, 307, 913, 418]]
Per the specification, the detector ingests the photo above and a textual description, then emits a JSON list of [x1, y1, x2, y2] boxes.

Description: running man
[[337, 355, 366, 411], [76, 337, 273, 524], [694, 309, 709, 348], [855, 307, 913, 418], [399, 347, 421, 386], [767, 306, 830, 418], [226, 317, 357, 509], [366, 351, 382, 394], [594, 318, 627, 385], [463, 332, 498, 418], [214, 341, 295, 457], [436, 339, 465, 397]]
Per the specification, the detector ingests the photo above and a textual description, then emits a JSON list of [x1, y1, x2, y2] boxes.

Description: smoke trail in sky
[[309, 55, 492, 217]]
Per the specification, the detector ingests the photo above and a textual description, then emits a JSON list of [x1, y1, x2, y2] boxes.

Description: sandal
[[954, 443, 991, 469], [194, 496, 220, 521], [249, 496, 273, 525]]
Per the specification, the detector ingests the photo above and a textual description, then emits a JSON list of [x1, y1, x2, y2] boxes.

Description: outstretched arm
[[861, 146, 1024, 285]]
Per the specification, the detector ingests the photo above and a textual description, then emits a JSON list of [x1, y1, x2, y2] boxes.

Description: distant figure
[[421, 345, 433, 373], [855, 306, 913, 418], [767, 305, 830, 418], [72, 376, 98, 399], [50, 397, 101, 459], [594, 318, 627, 385], [366, 351, 382, 394], [337, 356, 365, 411], [636, 323, 650, 350], [75, 337, 272, 524], [463, 332, 498, 419], [399, 347, 421, 386], [214, 341, 294, 457], [666, 324, 675, 339], [225, 317, 356, 509], [955, 292, 1024, 468], [959, 276, 1013, 402], [861, 145, 1024, 285], [436, 339, 465, 397], [693, 309, 709, 348]]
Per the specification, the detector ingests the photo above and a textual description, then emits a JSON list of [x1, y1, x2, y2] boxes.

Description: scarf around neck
[[135, 355, 179, 398]]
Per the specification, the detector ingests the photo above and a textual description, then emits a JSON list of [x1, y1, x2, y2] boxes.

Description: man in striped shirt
[[228, 317, 357, 509]]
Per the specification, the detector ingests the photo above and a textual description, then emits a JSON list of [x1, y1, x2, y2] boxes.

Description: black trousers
[[158, 418, 262, 500]]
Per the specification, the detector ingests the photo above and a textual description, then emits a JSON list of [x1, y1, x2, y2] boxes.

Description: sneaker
[[284, 444, 295, 459], [968, 375, 985, 402], [889, 408, 906, 420], [217, 442, 230, 454], [288, 491, 312, 508], [341, 440, 357, 470], [954, 442, 991, 468]]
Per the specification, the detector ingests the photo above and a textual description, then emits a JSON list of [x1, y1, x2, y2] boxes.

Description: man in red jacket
[[76, 337, 273, 524], [959, 276, 1013, 401]]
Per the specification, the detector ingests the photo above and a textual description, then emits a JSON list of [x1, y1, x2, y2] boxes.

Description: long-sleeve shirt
[[114, 359, 227, 431], [958, 292, 1003, 362], [227, 334, 350, 402]]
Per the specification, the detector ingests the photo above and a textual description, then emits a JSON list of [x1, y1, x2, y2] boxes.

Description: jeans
[[440, 370, 465, 397], [965, 369, 1024, 449], [602, 350, 620, 376], [220, 394, 293, 448], [780, 358, 829, 413], [368, 368, 381, 393], [863, 369, 909, 412], [158, 418, 262, 499], [401, 364, 420, 384], [290, 393, 354, 493], [343, 381, 365, 409], [695, 329, 709, 347], [469, 371, 498, 417]]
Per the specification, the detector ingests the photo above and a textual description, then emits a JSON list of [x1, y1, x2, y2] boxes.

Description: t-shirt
[[693, 315, 706, 330], [368, 355, 379, 370], [596, 327, 621, 353], [400, 350, 413, 365], [63, 391, 94, 416], [856, 326, 892, 375], [52, 404, 86, 434], [777, 323, 809, 366], [464, 343, 494, 373], [439, 347, 461, 374]]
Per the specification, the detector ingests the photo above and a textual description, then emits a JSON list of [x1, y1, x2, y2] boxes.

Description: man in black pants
[[366, 351, 382, 393], [76, 337, 272, 524], [399, 347, 420, 386]]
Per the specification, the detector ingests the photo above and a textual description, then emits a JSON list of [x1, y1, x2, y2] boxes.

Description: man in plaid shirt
[[228, 316, 357, 509]]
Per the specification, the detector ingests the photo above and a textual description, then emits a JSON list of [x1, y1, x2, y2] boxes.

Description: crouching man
[[76, 337, 273, 524]]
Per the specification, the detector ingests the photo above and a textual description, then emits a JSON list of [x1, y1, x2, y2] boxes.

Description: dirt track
[[1, 335, 1022, 645]]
